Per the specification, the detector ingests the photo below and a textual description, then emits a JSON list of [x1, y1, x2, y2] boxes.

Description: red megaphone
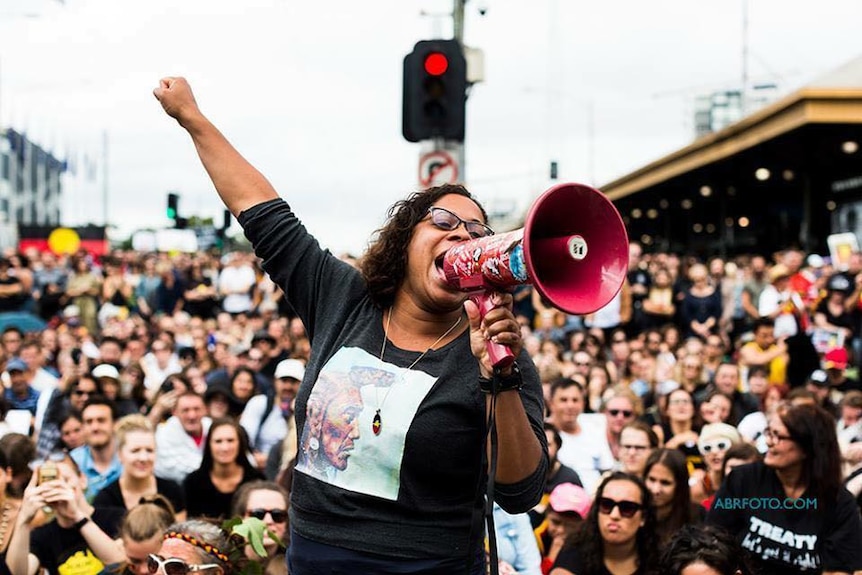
[[442, 182, 629, 368]]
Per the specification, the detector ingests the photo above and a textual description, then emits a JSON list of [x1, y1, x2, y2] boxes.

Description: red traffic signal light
[[403, 39, 467, 143], [424, 52, 449, 76]]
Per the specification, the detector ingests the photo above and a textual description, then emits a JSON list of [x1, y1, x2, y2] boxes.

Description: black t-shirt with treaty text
[[706, 461, 862, 574]]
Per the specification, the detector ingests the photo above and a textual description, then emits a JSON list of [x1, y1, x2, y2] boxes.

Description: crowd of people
[[0, 74, 860, 575]]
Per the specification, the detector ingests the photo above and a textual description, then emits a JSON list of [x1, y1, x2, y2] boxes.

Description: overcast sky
[[1, 0, 861, 255]]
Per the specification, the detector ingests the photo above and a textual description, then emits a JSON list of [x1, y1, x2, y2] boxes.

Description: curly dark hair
[[358, 184, 488, 309], [661, 523, 759, 574], [564, 471, 659, 574]]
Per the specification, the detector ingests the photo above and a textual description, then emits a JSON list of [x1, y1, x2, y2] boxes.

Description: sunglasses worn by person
[[597, 497, 642, 518], [701, 439, 732, 453], [607, 409, 633, 418], [427, 207, 494, 239], [247, 508, 288, 523], [147, 555, 219, 575]]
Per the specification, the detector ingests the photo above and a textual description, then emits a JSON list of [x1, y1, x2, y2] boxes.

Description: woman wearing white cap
[[240, 359, 304, 470], [689, 422, 741, 505]]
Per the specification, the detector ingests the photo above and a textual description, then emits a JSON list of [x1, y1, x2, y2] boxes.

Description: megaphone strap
[[478, 362, 523, 395]]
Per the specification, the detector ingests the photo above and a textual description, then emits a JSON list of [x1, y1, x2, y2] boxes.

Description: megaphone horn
[[442, 182, 629, 367]]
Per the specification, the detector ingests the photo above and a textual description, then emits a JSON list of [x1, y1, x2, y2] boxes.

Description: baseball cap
[[823, 347, 849, 371], [5, 357, 27, 373], [275, 359, 305, 381], [549, 482, 591, 519], [807, 369, 829, 387], [92, 363, 120, 380]]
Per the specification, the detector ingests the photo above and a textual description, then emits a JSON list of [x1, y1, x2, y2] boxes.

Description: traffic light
[[167, 193, 179, 220], [403, 39, 467, 143]]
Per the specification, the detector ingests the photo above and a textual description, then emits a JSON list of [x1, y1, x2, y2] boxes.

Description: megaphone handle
[[470, 292, 515, 369]]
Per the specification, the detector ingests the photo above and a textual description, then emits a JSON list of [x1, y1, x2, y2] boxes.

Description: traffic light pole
[[451, 0, 466, 181]]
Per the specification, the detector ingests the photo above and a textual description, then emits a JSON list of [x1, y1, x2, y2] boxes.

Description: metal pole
[[102, 129, 108, 227], [453, 0, 466, 181], [741, 0, 749, 115]]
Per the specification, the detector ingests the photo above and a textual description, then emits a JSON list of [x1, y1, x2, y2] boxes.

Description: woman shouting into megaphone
[[153, 76, 548, 575]]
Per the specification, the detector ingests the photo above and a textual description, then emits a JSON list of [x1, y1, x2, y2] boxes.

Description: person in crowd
[[822, 346, 861, 395], [154, 519, 246, 575], [600, 385, 639, 462], [707, 402, 862, 574], [145, 374, 191, 426], [117, 495, 176, 575], [225, 366, 257, 418], [736, 382, 788, 453], [813, 274, 855, 343], [617, 420, 658, 477], [737, 317, 788, 387], [538, 482, 590, 575], [758, 263, 804, 339], [529, 424, 584, 546], [700, 362, 759, 424], [641, 266, 675, 330], [64, 256, 102, 336], [91, 364, 139, 417], [493, 502, 542, 575], [805, 369, 840, 417], [660, 523, 756, 575], [0, 259, 24, 314], [551, 472, 658, 575], [32, 252, 68, 322], [155, 75, 546, 574], [698, 389, 734, 425], [679, 263, 722, 341], [230, 481, 289, 575], [183, 417, 264, 519], [6, 452, 126, 575], [35, 374, 102, 458], [57, 411, 85, 452], [701, 442, 761, 510], [241, 358, 303, 471], [93, 414, 185, 519], [4, 358, 39, 424], [0, 448, 24, 575], [837, 389, 862, 444], [549, 377, 612, 493], [154, 391, 212, 485], [0, 434, 34, 499], [654, 387, 703, 471], [688, 423, 742, 505], [675, 353, 707, 396], [70, 396, 122, 502], [140, 340, 182, 400], [643, 448, 704, 547]]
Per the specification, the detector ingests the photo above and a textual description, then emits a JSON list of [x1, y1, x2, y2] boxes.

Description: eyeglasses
[[764, 427, 793, 443], [73, 389, 93, 397], [700, 439, 732, 453], [619, 444, 649, 452], [427, 206, 494, 239], [607, 409, 633, 418], [246, 508, 288, 523], [597, 497, 642, 518], [147, 555, 220, 575]]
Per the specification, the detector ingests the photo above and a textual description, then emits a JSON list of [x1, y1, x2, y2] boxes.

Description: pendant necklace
[[374, 307, 462, 436]]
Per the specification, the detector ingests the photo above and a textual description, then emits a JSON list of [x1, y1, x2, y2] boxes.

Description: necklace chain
[[373, 307, 462, 435]]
